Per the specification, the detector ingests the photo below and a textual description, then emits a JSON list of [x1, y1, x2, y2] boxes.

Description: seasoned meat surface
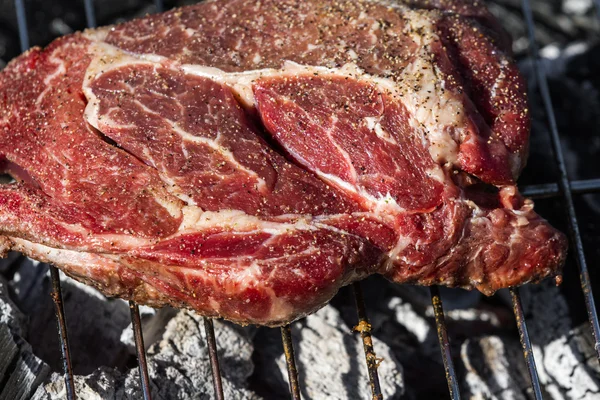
[[0, 0, 566, 325]]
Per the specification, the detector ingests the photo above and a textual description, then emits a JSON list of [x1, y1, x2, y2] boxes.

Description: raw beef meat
[[0, 0, 567, 325]]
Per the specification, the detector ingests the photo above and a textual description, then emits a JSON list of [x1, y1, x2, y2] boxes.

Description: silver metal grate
[[10, 0, 600, 398]]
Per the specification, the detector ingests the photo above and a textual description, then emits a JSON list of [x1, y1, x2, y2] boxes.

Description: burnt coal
[[251, 304, 404, 400], [0, 271, 49, 400], [33, 309, 260, 400]]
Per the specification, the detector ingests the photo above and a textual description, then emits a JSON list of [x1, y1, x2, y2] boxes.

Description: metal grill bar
[[203, 318, 225, 400], [130, 301, 153, 400], [521, 0, 600, 361], [510, 289, 543, 400], [49, 266, 76, 400], [14, 0, 29, 51], [155, 0, 164, 13], [594, 0, 600, 21], [353, 282, 383, 400], [521, 178, 600, 199], [281, 325, 301, 400], [83, 0, 96, 28], [430, 287, 461, 400]]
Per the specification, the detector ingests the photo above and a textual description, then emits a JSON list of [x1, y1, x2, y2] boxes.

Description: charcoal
[[0, 273, 50, 400], [119, 306, 177, 354], [0, 270, 25, 336], [0, 0, 167, 66], [145, 311, 258, 399], [459, 282, 600, 400], [7, 259, 134, 374], [521, 283, 600, 399], [563, 0, 594, 15], [35, 368, 128, 400], [33, 310, 261, 400], [252, 305, 404, 400], [486, 0, 599, 57], [461, 335, 530, 400]]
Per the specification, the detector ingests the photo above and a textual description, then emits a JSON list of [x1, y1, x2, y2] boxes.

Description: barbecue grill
[[3, 0, 600, 399]]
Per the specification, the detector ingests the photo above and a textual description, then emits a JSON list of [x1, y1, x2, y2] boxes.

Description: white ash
[[563, 0, 594, 15], [459, 283, 600, 400], [328, 282, 507, 400], [33, 310, 260, 400], [461, 335, 530, 400], [522, 283, 600, 399], [0, 273, 50, 400], [253, 305, 404, 400], [7, 258, 135, 375]]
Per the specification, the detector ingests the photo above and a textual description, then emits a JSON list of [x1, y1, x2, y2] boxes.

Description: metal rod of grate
[[130, 301, 153, 400], [510, 289, 543, 400], [522, 178, 600, 199], [49, 266, 76, 400], [203, 318, 225, 400], [430, 287, 461, 400], [14, 0, 29, 51], [429, 268, 544, 400], [522, 0, 600, 361], [353, 282, 383, 400], [83, 0, 96, 28], [281, 325, 302, 400]]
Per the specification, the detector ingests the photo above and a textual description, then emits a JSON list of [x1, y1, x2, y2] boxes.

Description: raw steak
[[0, 0, 567, 325]]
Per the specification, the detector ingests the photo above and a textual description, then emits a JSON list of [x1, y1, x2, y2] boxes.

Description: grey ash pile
[[1, 0, 600, 399]]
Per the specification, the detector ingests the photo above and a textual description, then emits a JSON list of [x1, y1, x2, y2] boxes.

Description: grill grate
[[430, 287, 461, 399], [204, 317, 225, 400], [83, 0, 96, 28], [130, 301, 152, 400], [510, 288, 543, 400], [9, 0, 600, 398], [520, 0, 600, 362], [353, 282, 383, 399], [521, 178, 600, 199], [281, 325, 301, 400], [49, 266, 75, 400]]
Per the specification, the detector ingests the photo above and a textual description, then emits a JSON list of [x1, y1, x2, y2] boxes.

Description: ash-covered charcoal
[[6, 258, 134, 374], [459, 282, 600, 399], [520, 283, 600, 399], [0, 273, 49, 400], [375, 289, 513, 399], [487, 0, 599, 56], [461, 336, 531, 400], [33, 310, 260, 400], [251, 305, 404, 400], [4, 260, 259, 399]]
